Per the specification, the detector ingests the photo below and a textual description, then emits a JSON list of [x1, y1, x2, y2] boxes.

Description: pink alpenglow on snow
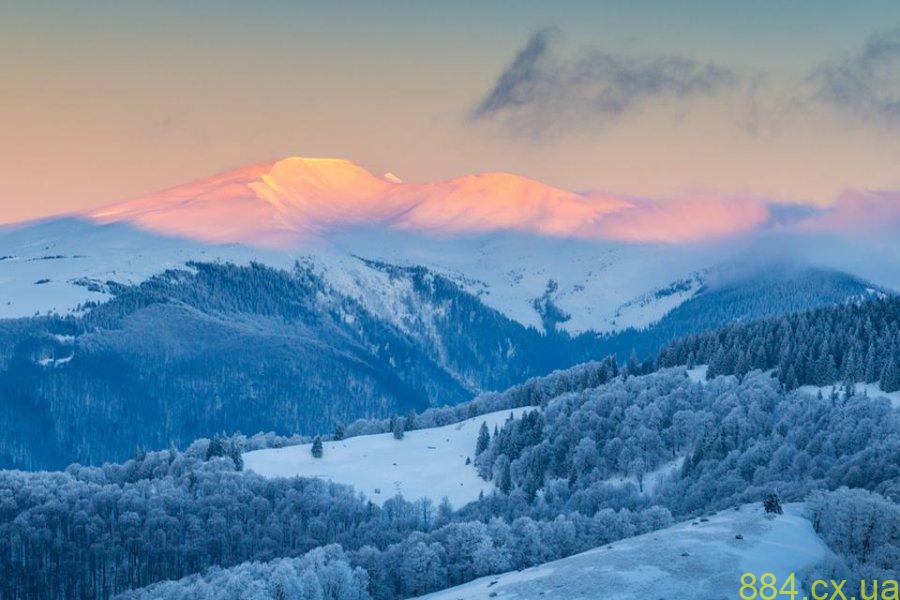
[[87, 156, 785, 248]]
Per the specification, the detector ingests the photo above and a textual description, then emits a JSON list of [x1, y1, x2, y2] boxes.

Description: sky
[[3, 1, 900, 224]]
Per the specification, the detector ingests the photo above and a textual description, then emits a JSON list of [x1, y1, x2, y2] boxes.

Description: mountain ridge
[[88, 156, 606, 247], [83, 156, 780, 247]]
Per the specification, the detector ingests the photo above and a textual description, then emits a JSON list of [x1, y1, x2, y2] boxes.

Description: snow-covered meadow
[[244, 407, 537, 508]]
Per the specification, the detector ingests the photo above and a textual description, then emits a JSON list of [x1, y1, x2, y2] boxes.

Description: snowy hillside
[[416, 504, 835, 600], [0, 217, 714, 333], [326, 228, 713, 333], [798, 381, 900, 408], [0, 218, 294, 320], [244, 407, 537, 508], [2, 156, 898, 334]]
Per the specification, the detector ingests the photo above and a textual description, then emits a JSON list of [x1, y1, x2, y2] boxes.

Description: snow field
[[243, 407, 538, 508]]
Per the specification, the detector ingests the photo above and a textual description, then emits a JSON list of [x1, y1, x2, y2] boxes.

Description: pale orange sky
[[3, 2, 900, 224]]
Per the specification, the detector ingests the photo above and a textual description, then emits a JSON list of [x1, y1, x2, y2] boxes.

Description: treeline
[[116, 545, 370, 600], [2, 366, 898, 600], [337, 357, 620, 440], [112, 368, 899, 600], [657, 295, 900, 391]]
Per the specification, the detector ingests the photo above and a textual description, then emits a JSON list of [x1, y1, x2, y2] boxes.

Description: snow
[[325, 227, 717, 334], [2, 213, 894, 338], [600, 456, 684, 495], [0, 218, 295, 320], [797, 381, 900, 408], [686, 364, 709, 383], [0, 217, 722, 334], [416, 503, 836, 600], [243, 407, 537, 508]]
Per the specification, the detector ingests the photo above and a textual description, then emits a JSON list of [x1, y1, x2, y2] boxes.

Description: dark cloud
[[813, 28, 900, 125], [471, 29, 736, 133], [472, 28, 559, 119]]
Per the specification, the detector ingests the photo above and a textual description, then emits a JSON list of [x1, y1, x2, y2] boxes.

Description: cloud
[[472, 28, 559, 120], [471, 29, 737, 134], [590, 195, 771, 243], [795, 189, 900, 235], [812, 28, 900, 125]]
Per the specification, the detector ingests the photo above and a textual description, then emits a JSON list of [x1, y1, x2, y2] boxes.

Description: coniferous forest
[[658, 295, 900, 390]]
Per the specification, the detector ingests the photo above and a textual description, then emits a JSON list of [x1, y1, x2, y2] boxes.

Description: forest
[[0, 283, 897, 599], [658, 294, 899, 390], [2, 364, 897, 598]]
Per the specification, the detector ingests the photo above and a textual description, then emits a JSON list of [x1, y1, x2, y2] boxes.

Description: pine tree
[[626, 349, 641, 376], [475, 422, 490, 455], [228, 441, 244, 471], [206, 435, 227, 460], [311, 435, 324, 458], [763, 491, 783, 515], [880, 355, 900, 392], [392, 418, 405, 440], [333, 423, 345, 441], [493, 455, 512, 494]]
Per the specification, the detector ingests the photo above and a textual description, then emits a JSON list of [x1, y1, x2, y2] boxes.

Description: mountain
[[2, 156, 897, 333], [0, 260, 609, 470], [87, 156, 628, 246], [0, 156, 896, 471], [0, 257, 884, 470]]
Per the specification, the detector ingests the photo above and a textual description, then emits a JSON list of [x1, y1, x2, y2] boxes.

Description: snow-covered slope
[[0, 216, 717, 333], [326, 228, 713, 333], [243, 407, 536, 508], [0, 218, 297, 320], [798, 381, 900, 408], [2, 156, 896, 333], [90, 156, 771, 247], [416, 503, 835, 600]]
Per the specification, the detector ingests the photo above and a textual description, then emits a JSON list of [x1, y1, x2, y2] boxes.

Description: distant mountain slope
[[0, 217, 715, 333], [90, 157, 615, 246], [658, 293, 899, 390], [0, 258, 886, 470], [0, 261, 597, 470], [416, 504, 834, 600], [598, 266, 887, 361]]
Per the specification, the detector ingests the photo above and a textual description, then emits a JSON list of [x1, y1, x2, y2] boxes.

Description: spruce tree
[[311, 435, 324, 458], [206, 435, 227, 460], [763, 491, 783, 515], [476, 422, 490, 455]]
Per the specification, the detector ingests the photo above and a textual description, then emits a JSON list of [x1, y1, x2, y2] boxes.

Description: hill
[[416, 504, 833, 600]]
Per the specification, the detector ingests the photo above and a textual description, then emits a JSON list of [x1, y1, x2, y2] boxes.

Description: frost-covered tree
[[392, 418, 405, 440], [763, 491, 783, 515]]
